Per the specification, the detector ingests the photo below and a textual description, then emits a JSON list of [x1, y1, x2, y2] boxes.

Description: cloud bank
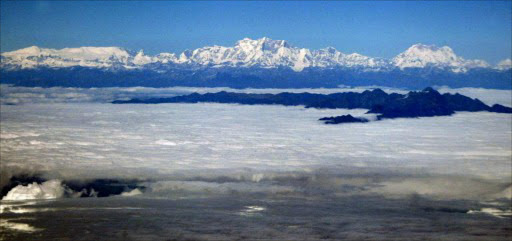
[[1, 101, 510, 203]]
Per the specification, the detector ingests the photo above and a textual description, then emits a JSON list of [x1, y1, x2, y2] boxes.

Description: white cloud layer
[[1, 100, 510, 203], [2, 180, 68, 201], [0, 84, 510, 213]]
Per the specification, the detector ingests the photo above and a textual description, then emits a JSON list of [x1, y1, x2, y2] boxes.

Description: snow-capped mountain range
[[2, 37, 510, 72]]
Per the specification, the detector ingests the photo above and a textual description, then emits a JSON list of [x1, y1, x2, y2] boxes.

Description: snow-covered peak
[[235, 37, 290, 52], [393, 44, 458, 68], [154, 52, 178, 64], [175, 37, 304, 69], [393, 43, 489, 72], [496, 59, 512, 70], [322, 47, 338, 54], [133, 50, 155, 65], [0, 39, 496, 73], [2, 46, 43, 57], [58, 46, 131, 60], [2, 46, 130, 60], [1, 46, 131, 69], [259, 37, 290, 51]]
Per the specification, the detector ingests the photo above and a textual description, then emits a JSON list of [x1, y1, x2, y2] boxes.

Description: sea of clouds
[[1, 102, 510, 200], [0, 85, 510, 224]]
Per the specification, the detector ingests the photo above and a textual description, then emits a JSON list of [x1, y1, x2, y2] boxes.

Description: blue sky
[[1, 1, 511, 64]]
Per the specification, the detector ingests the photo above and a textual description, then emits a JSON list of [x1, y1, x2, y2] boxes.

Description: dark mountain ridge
[[113, 87, 512, 123]]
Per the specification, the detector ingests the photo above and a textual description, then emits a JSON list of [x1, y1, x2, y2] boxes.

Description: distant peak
[[406, 43, 453, 53], [370, 88, 387, 95], [6, 46, 43, 55], [393, 43, 470, 70], [0, 39, 497, 74], [236, 37, 290, 49], [409, 43, 437, 49], [496, 58, 512, 70], [250, 37, 275, 42], [25, 45, 42, 51], [422, 87, 440, 94], [320, 46, 338, 54], [237, 37, 271, 43]]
